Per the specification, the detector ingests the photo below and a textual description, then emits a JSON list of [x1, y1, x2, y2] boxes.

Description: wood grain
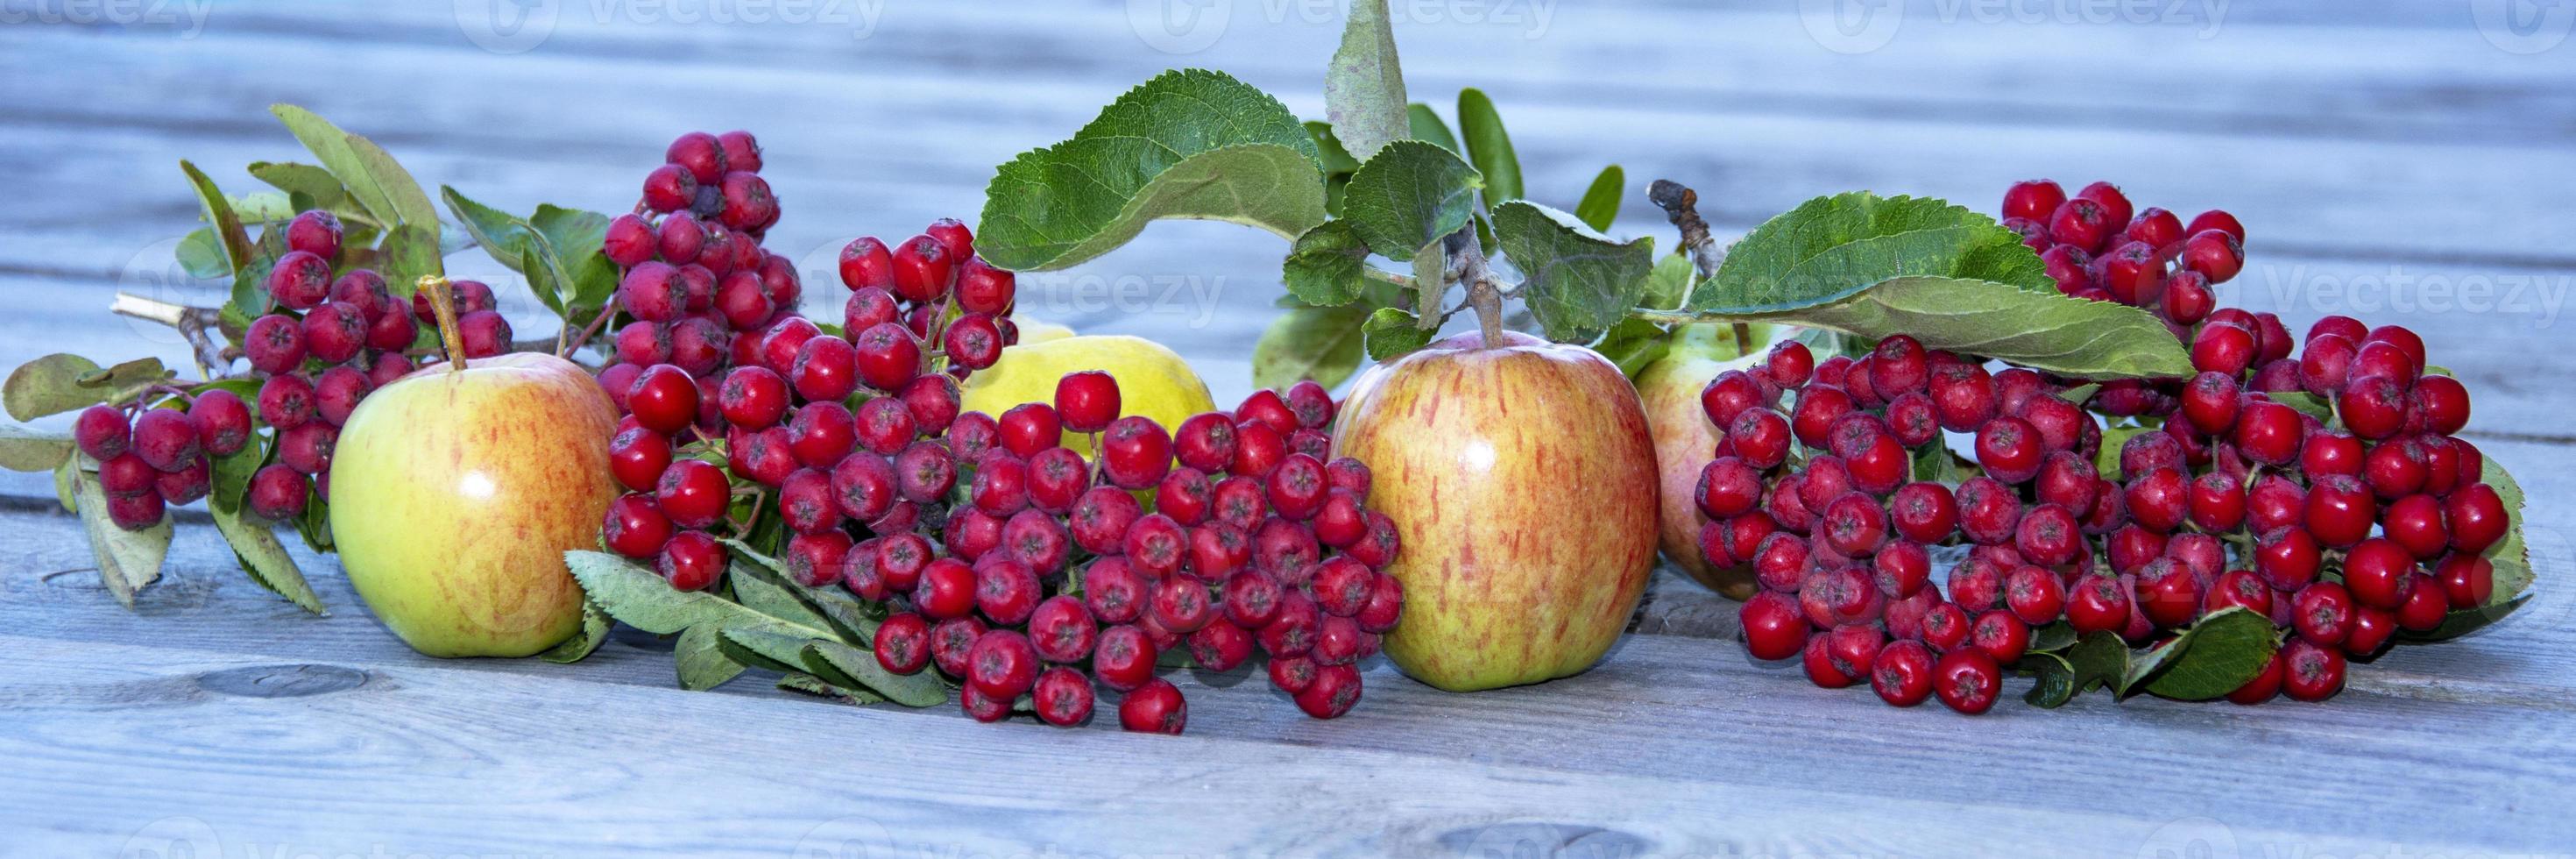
[[5, 1, 2575, 854]]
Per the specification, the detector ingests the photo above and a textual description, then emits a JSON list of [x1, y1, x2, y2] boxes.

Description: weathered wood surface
[[5, 1, 2576, 855]]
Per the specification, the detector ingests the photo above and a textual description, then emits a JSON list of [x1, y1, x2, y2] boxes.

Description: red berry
[[608, 426, 673, 493], [2181, 230, 2244, 283], [1973, 415, 2043, 484], [2437, 554, 2495, 609], [966, 629, 1040, 699], [656, 530, 726, 592], [2048, 198, 2114, 253], [2067, 573, 2130, 635], [1739, 591, 1808, 661], [1932, 647, 2001, 714], [1868, 639, 1936, 706], [1970, 610, 2030, 664], [246, 464, 310, 522], [2227, 650, 2284, 705], [1100, 415, 1173, 489], [2304, 474, 2377, 548], [2280, 639, 2345, 702], [2445, 483, 2508, 555], [2001, 180, 2067, 224]]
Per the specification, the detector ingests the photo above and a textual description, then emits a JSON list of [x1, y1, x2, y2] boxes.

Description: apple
[[1334, 330, 1659, 692], [1633, 323, 1784, 599], [329, 281, 618, 657]]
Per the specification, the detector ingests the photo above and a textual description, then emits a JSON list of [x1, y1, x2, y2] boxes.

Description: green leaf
[[1693, 195, 2051, 315], [1282, 220, 1371, 307], [1362, 307, 1434, 360], [1575, 166, 1624, 232], [564, 550, 736, 635], [54, 457, 76, 513], [1639, 252, 1696, 311], [209, 505, 327, 614], [2268, 391, 2334, 421], [1455, 89, 1523, 205], [72, 465, 171, 608], [719, 621, 822, 674], [1705, 276, 2193, 379], [718, 537, 882, 642], [5, 354, 167, 422], [776, 672, 883, 705], [2404, 593, 2530, 642], [174, 229, 232, 280], [1407, 103, 1460, 154], [1324, 0, 1409, 161], [2486, 457, 2533, 603], [178, 160, 252, 273], [531, 204, 616, 315], [227, 192, 296, 224], [2023, 652, 2077, 708], [247, 161, 350, 213], [725, 561, 831, 632], [1254, 305, 1369, 391], [539, 600, 612, 664], [2063, 629, 2130, 696], [1341, 140, 1481, 262], [270, 104, 437, 230], [0, 425, 73, 472], [674, 623, 746, 691], [441, 186, 543, 274], [1491, 200, 1655, 342], [1595, 317, 1673, 378], [209, 443, 264, 516], [1306, 121, 1362, 176], [805, 640, 949, 708], [977, 69, 1326, 272], [2135, 607, 2277, 700], [376, 224, 445, 295], [2028, 621, 2078, 654]]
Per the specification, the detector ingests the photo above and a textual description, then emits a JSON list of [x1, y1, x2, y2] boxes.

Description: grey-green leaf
[[1282, 220, 1370, 307], [977, 69, 1325, 272], [73, 467, 171, 608], [1341, 140, 1481, 261], [5, 354, 167, 422], [563, 550, 732, 635], [1575, 165, 1624, 232], [0, 425, 73, 472], [1324, 0, 1409, 161], [1703, 276, 2194, 379], [540, 600, 612, 664], [1492, 200, 1654, 342], [2137, 607, 2278, 700], [210, 505, 326, 614], [674, 623, 747, 691], [806, 640, 950, 708], [175, 229, 232, 280], [1254, 305, 1369, 391], [1455, 88, 1523, 205], [1362, 307, 1434, 360]]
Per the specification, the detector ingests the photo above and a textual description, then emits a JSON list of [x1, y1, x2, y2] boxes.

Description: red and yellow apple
[[1334, 330, 1660, 692], [329, 309, 617, 657], [1634, 323, 1784, 599]]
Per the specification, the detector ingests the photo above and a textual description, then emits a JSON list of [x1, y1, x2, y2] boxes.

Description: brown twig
[[1648, 179, 1750, 350], [110, 293, 236, 373]]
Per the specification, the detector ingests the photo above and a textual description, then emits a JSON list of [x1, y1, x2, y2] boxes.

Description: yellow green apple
[[329, 318, 618, 657], [1334, 330, 1660, 692], [1633, 323, 1784, 599]]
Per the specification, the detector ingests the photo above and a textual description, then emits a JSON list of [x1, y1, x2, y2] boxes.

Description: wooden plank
[[4, 628, 2569, 855]]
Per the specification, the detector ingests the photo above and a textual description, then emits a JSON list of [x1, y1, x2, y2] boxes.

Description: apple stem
[[1447, 232, 1510, 349], [417, 276, 469, 374]]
